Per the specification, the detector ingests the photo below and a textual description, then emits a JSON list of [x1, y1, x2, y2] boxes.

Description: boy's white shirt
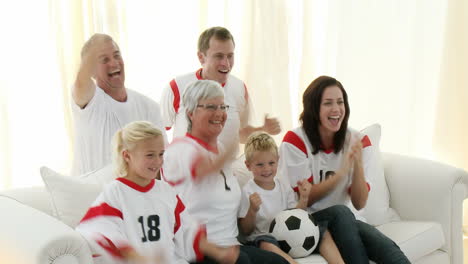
[[238, 177, 297, 241]]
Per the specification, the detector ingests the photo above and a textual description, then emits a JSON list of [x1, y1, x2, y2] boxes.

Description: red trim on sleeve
[[293, 176, 314, 193], [80, 203, 123, 223], [160, 168, 185, 186], [96, 235, 132, 259], [193, 225, 207, 261], [347, 182, 371, 195], [116, 178, 155, 192], [169, 79, 180, 114], [283, 131, 308, 157], [174, 195, 186, 234], [190, 154, 204, 180], [361, 135, 372, 148]]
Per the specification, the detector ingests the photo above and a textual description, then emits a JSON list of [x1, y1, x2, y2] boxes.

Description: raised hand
[[297, 179, 312, 200], [349, 140, 363, 168], [262, 114, 281, 135], [296, 179, 311, 209], [249, 192, 262, 212]]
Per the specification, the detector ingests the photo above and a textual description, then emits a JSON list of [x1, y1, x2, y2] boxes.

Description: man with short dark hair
[[161, 27, 280, 151]]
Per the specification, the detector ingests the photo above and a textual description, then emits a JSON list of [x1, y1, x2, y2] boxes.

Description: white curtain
[[0, 0, 466, 190]]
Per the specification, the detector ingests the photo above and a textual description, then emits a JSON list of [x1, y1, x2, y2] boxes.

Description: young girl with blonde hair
[[76, 121, 238, 264]]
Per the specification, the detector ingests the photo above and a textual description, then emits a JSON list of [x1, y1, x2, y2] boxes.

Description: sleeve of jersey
[[281, 179, 298, 209], [279, 136, 313, 193], [239, 83, 253, 128], [237, 186, 251, 218], [173, 195, 206, 262], [162, 141, 203, 188], [160, 80, 178, 130], [70, 84, 101, 118], [75, 188, 132, 261]]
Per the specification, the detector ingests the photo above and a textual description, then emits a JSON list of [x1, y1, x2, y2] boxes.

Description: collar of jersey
[[319, 144, 334, 154], [186, 133, 219, 153], [196, 68, 226, 87], [116, 177, 155, 192]]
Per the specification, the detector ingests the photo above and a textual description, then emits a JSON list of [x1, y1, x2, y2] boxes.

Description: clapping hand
[[297, 179, 312, 200], [262, 114, 281, 135], [249, 192, 262, 212]]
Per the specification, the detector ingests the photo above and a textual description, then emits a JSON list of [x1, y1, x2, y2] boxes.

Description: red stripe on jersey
[[244, 83, 249, 101], [80, 203, 123, 223], [193, 225, 207, 261], [283, 131, 308, 157], [186, 133, 218, 153], [165, 126, 171, 131], [96, 235, 132, 259], [347, 182, 371, 195], [161, 168, 185, 186], [196, 68, 226, 87], [117, 178, 155, 192], [293, 176, 314, 193], [92, 254, 101, 258], [196, 68, 203, 80], [170, 79, 180, 114], [361, 135, 372, 148], [174, 195, 186, 234], [190, 153, 204, 180]]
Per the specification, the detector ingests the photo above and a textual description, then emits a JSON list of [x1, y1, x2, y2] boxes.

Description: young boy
[[238, 132, 344, 264]]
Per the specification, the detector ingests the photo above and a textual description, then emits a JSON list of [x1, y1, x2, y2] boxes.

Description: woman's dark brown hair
[[300, 76, 350, 154]]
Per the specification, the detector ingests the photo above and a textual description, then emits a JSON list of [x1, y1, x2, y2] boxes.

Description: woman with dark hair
[[279, 76, 410, 263]]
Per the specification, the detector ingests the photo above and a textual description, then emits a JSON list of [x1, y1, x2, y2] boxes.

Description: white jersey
[[279, 127, 374, 219], [75, 178, 205, 264], [238, 178, 297, 241], [160, 69, 250, 148], [71, 87, 167, 176], [162, 133, 241, 246]]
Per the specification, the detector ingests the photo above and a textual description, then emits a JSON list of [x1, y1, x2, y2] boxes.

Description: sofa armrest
[[0, 196, 93, 264], [383, 152, 468, 264]]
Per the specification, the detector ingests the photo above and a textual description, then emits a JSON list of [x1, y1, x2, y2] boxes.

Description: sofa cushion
[[40, 167, 103, 228], [360, 124, 400, 226], [0, 186, 53, 216], [376, 221, 445, 262]]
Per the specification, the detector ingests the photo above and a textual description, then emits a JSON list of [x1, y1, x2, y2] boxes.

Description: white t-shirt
[[238, 178, 297, 241], [71, 87, 167, 176], [75, 178, 204, 264], [162, 133, 241, 246], [160, 69, 250, 149], [279, 127, 374, 220]]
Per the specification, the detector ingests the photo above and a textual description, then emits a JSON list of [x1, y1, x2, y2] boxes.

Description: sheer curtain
[[0, 0, 466, 192]]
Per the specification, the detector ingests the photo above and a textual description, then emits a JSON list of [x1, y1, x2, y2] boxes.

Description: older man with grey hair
[[71, 33, 167, 176]]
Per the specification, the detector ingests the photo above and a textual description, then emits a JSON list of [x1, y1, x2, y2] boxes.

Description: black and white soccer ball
[[269, 209, 320, 258]]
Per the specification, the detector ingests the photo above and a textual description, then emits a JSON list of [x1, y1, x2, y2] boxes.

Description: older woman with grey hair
[[162, 80, 288, 264]]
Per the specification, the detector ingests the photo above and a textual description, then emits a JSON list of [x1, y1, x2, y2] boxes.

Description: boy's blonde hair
[[244, 132, 278, 161], [112, 121, 163, 177]]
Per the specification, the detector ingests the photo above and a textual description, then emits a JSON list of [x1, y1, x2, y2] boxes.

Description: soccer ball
[[269, 209, 320, 258]]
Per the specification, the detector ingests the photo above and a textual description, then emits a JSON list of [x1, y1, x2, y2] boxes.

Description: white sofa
[[0, 152, 467, 264]]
